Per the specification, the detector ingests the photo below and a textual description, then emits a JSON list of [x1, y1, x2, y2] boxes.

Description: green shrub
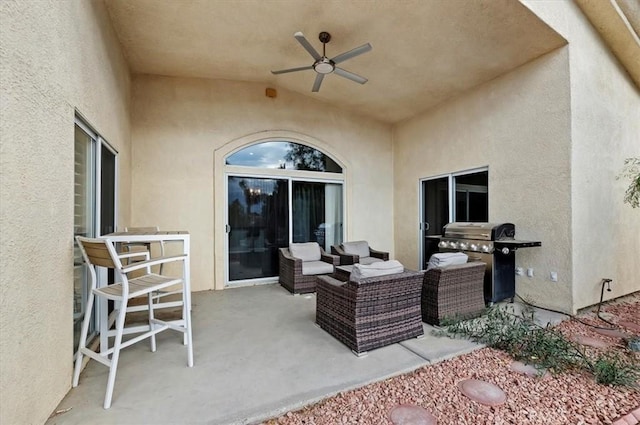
[[438, 304, 639, 387], [592, 353, 640, 387]]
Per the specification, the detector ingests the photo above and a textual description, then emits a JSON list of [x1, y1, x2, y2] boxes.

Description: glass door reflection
[[227, 177, 289, 281], [421, 177, 449, 269], [292, 181, 343, 252]]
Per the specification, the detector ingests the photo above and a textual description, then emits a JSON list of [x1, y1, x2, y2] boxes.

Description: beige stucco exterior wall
[[0, 1, 131, 424], [524, 1, 640, 310], [393, 48, 573, 312], [130, 75, 393, 291]]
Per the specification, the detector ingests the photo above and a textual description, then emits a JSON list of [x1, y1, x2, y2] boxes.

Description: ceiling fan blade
[[271, 65, 313, 75], [294, 32, 321, 61], [331, 43, 372, 64], [334, 67, 368, 84], [312, 73, 325, 92]]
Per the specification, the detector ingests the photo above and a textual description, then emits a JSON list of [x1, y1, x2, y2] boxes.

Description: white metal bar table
[[98, 231, 191, 356]]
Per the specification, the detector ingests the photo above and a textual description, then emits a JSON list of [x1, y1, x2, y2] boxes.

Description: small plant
[[592, 353, 640, 387], [438, 304, 639, 387], [617, 157, 640, 208]]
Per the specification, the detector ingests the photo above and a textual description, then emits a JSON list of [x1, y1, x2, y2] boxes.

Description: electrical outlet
[[550, 272, 558, 282], [527, 268, 534, 277], [515, 267, 524, 276]]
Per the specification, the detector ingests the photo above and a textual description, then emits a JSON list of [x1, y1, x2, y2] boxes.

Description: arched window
[[226, 141, 342, 173]]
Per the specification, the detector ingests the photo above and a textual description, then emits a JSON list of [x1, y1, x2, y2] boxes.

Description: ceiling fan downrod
[[314, 32, 335, 74]]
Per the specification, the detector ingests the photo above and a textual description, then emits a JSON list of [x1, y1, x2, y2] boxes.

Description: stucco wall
[[524, 1, 640, 310], [393, 48, 573, 312], [566, 2, 640, 310], [0, 1, 131, 423], [130, 75, 393, 291]]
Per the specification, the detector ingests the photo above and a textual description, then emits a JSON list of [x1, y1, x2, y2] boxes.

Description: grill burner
[[436, 222, 541, 303]]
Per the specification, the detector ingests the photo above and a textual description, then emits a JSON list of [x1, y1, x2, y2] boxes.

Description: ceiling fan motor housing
[[314, 58, 335, 74]]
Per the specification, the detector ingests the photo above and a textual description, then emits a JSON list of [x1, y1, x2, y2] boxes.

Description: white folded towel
[[352, 260, 404, 280], [427, 252, 468, 270]]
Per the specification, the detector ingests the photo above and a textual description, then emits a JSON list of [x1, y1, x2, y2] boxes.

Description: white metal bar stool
[[73, 236, 194, 409]]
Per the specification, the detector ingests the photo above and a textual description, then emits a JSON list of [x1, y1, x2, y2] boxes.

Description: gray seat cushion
[[302, 260, 334, 276]]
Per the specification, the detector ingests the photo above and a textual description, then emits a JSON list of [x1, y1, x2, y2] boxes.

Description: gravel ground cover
[[263, 294, 639, 425]]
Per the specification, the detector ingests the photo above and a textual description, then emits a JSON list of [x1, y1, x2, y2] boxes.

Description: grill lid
[[442, 222, 515, 241]]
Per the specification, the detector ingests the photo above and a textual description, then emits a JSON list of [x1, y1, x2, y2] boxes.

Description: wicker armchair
[[331, 240, 389, 265], [316, 269, 425, 355], [421, 262, 486, 325], [279, 243, 339, 294]]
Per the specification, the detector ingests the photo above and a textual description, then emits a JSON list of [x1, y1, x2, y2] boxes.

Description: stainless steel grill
[[437, 222, 541, 303]]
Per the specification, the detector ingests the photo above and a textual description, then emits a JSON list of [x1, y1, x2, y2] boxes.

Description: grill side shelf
[[494, 240, 541, 249]]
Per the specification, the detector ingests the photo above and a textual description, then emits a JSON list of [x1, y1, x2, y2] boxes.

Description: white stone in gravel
[[510, 361, 548, 377], [571, 335, 612, 348], [593, 328, 631, 339], [618, 320, 640, 333], [388, 404, 437, 425], [458, 379, 507, 406]]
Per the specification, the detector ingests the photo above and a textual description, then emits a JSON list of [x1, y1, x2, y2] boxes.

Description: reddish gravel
[[263, 294, 640, 425]]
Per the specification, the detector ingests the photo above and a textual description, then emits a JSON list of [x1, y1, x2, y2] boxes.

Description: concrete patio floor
[[46, 284, 565, 425]]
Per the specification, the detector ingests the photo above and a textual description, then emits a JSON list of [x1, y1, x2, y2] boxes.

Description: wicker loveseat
[[316, 266, 425, 355], [421, 261, 486, 325], [279, 243, 339, 294], [330, 240, 389, 265]]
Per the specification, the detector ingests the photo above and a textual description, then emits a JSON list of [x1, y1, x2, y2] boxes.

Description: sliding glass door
[[74, 124, 95, 352], [227, 177, 289, 281], [227, 177, 343, 283], [292, 181, 343, 251], [73, 117, 117, 353], [225, 140, 344, 285], [420, 169, 488, 269], [421, 177, 450, 269]]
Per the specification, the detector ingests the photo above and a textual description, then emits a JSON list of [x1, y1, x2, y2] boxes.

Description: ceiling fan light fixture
[[313, 58, 335, 74]]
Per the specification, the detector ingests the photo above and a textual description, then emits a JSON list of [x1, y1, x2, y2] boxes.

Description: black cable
[[514, 293, 571, 317], [514, 286, 621, 331]]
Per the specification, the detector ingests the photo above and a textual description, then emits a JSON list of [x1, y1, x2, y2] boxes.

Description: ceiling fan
[[271, 31, 372, 92]]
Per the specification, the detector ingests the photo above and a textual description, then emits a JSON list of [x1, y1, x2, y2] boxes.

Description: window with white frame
[[420, 168, 488, 268], [73, 115, 117, 353]]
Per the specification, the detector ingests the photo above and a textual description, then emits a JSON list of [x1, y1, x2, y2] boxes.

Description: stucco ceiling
[[104, 0, 567, 124], [576, 0, 640, 90]]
